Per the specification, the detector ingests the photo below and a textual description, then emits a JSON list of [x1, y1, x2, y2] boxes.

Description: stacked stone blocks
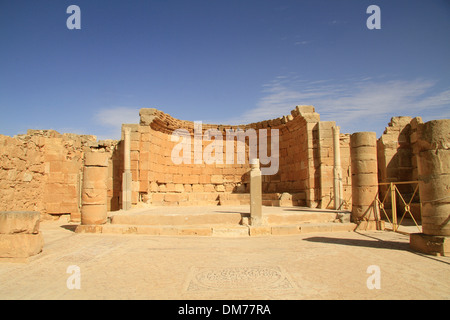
[[0, 211, 43, 258], [81, 152, 109, 225]]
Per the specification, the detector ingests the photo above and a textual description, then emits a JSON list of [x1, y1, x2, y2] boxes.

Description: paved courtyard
[[0, 218, 449, 300]]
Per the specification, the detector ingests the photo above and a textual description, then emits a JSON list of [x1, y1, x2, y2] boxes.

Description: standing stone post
[[350, 132, 382, 230], [81, 152, 109, 225], [122, 127, 132, 210], [333, 126, 343, 210], [250, 158, 263, 226], [410, 119, 450, 256]]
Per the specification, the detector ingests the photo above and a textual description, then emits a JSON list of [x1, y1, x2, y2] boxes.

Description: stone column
[[350, 132, 382, 229], [410, 119, 449, 256], [122, 127, 132, 210], [81, 152, 109, 225], [250, 158, 263, 226], [333, 126, 343, 210]]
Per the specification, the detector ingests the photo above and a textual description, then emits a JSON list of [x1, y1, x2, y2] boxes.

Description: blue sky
[[1, 0, 449, 140]]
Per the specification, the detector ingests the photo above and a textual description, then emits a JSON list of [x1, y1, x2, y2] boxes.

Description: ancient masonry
[[0, 105, 449, 257]]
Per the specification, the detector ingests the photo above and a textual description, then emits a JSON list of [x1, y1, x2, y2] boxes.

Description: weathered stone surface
[[0, 233, 44, 258], [0, 211, 40, 234], [351, 174, 379, 187], [350, 132, 379, 225], [0, 130, 119, 220], [410, 233, 449, 256], [84, 152, 109, 167], [416, 119, 450, 151], [415, 119, 450, 237], [250, 159, 263, 226], [139, 108, 158, 126], [350, 131, 377, 148], [81, 204, 107, 225], [81, 188, 108, 205]]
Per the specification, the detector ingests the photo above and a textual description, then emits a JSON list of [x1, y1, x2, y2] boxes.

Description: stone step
[[75, 222, 357, 236], [110, 211, 245, 226], [109, 210, 346, 226], [266, 211, 338, 225], [218, 192, 306, 206]]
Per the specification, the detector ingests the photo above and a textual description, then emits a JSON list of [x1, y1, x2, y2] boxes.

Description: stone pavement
[[0, 218, 449, 300]]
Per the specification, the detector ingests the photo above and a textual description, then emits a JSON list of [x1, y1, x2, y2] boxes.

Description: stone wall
[[377, 117, 415, 184], [0, 130, 120, 221], [377, 117, 423, 220], [124, 106, 352, 209]]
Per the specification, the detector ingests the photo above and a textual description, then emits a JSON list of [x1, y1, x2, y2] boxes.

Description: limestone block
[[0, 233, 44, 258], [178, 227, 212, 236], [249, 226, 271, 236], [151, 193, 165, 203], [389, 116, 412, 127], [350, 132, 377, 148], [418, 175, 450, 202], [139, 108, 158, 126], [0, 211, 40, 234], [164, 193, 182, 202], [211, 175, 223, 184], [173, 184, 184, 193], [417, 149, 450, 177], [410, 233, 449, 256], [350, 146, 378, 161], [84, 152, 109, 167], [83, 167, 108, 188], [417, 119, 450, 151], [203, 184, 215, 192], [351, 173, 378, 187], [351, 186, 378, 205], [45, 203, 62, 214], [352, 160, 378, 174], [75, 225, 103, 233], [422, 203, 450, 236], [187, 175, 200, 184], [271, 225, 300, 235]]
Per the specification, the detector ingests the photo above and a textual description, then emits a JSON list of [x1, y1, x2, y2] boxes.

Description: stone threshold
[[75, 222, 357, 237]]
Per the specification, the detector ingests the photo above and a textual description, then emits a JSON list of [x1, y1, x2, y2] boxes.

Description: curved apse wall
[[121, 105, 352, 209]]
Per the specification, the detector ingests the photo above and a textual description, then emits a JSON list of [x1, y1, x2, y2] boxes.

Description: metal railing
[[376, 181, 422, 233]]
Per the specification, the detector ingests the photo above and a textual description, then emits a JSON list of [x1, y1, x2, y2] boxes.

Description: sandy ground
[[0, 219, 449, 300]]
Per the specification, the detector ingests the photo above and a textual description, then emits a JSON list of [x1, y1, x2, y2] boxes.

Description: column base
[[410, 233, 450, 257]]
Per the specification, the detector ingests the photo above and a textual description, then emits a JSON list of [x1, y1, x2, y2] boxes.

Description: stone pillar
[[333, 126, 343, 210], [81, 152, 109, 225], [350, 132, 382, 229], [122, 127, 132, 210], [250, 158, 263, 226], [410, 119, 449, 256]]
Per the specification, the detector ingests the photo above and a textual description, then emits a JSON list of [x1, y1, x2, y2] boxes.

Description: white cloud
[[96, 106, 140, 127], [94, 106, 140, 139], [223, 76, 450, 134]]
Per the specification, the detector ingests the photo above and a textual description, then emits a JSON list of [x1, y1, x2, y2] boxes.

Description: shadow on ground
[[303, 232, 410, 251], [60, 225, 78, 232]]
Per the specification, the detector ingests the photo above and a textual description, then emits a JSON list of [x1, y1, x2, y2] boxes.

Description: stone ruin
[[0, 105, 448, 257]]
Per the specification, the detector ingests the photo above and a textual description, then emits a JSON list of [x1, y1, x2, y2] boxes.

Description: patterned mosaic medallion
[[186, 266, 296, 292]]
